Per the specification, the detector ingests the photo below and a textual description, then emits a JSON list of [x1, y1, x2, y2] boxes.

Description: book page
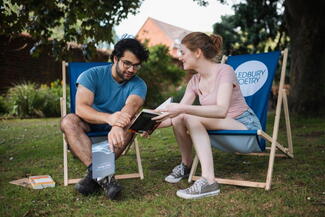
[[155, 97, 172, 110]]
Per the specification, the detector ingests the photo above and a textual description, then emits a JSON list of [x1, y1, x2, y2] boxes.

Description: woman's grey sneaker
[[176, 178, 220, 199], [165, 163, 191, 183]]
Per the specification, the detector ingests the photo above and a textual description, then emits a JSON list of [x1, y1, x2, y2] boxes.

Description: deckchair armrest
[[207, 130, 258, 135]]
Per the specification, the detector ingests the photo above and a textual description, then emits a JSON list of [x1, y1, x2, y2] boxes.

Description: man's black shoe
[[98, 176, 122, 200], [75, 169, 100, 195]]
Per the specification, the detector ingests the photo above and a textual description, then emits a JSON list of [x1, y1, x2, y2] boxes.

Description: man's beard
[[115, 63, 133, 82]]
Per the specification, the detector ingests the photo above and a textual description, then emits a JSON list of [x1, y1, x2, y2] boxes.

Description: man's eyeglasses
[[120, 59, 141, 70], [177, 49, 185, 57]]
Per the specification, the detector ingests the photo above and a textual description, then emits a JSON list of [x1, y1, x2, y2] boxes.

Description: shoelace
[[172, 164, 185, 177], [98, 175, 114, 188], [186, 179, 207, 193]]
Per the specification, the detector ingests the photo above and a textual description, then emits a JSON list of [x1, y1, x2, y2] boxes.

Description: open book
[[128, 97, 172, 135]]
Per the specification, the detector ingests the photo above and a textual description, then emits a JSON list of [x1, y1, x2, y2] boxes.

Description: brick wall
[[0, 34, 110, 93]]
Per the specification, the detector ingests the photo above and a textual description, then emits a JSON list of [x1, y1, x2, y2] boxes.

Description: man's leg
[[98, 131, 135, 200], [60, 113, 92, 166], [61, 114, 135, 199], [60, 114, 101, 195]]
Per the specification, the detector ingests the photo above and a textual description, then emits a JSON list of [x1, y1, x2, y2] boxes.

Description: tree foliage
[[139, 45, 185, 107], [212, 0, 289, 55], [196, 0, 324, 116], [0, 0, 143, 58]]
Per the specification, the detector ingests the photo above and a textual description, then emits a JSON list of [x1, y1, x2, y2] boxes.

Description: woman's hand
[[152, 111, 170, 122], [153, 103, 185, 121]]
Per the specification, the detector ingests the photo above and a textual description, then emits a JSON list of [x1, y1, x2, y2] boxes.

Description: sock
[[87, 164, 96, 181], [87, 163, 92, 173]]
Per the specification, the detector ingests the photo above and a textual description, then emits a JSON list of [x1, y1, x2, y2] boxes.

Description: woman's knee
[[171, 114, 186, 126], [183, 114, 202, 128]]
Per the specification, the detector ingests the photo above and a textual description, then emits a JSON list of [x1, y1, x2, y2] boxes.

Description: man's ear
[[113, 56, 118, 64]]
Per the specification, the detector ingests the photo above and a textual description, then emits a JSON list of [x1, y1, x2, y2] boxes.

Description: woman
[[154, 32, 262, 199]]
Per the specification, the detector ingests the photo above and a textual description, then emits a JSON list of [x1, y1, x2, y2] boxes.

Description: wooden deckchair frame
[[60, 61, 144, 186], [188, 49, 293, 190]]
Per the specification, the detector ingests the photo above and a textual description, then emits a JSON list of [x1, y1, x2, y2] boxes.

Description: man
[[60, 38, 149, 200]]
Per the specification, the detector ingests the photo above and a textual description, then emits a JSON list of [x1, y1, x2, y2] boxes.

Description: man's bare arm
[[75, 85, 130, 126], [108, 94, 144, 149], [121, 94, 145, 119]]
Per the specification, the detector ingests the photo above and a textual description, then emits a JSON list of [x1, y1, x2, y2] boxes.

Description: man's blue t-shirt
[[76, 64, 147, 114]]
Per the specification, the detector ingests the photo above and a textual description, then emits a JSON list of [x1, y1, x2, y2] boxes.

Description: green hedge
[[2, 80, 66, 118]]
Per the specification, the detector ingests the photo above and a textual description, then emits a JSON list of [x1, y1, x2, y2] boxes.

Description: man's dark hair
[[111, 38, 149, 63]]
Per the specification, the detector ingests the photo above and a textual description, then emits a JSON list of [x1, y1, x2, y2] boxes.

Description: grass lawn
[[0, 113, 324, 217]]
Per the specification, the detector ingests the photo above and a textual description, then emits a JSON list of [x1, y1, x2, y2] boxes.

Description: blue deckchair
[[188, 49, 293, 190], [60, 62, 144, 186]]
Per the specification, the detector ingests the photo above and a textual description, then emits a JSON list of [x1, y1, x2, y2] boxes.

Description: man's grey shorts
[[209, 108, 262, 153]]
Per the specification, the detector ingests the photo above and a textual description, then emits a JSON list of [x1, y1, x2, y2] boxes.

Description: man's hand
[[108, 111, 131, 128], [108, 126, 126, 152], [140, 131, 150, 138]]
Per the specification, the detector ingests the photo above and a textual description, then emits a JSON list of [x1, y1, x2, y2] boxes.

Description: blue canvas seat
[[60, 62, 144, 186], [188, 49, 294, 190]]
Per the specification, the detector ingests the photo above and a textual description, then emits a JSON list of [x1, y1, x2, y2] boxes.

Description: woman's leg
[[171, 114, 193, 167], [182, 115, 215, 183], [183, 114, 247, 184]]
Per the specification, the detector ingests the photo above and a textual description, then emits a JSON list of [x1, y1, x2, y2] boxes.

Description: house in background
[[136, 17, 192, 58]]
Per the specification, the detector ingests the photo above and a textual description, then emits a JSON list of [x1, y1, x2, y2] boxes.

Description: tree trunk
[[285, 0, 325, 116]]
